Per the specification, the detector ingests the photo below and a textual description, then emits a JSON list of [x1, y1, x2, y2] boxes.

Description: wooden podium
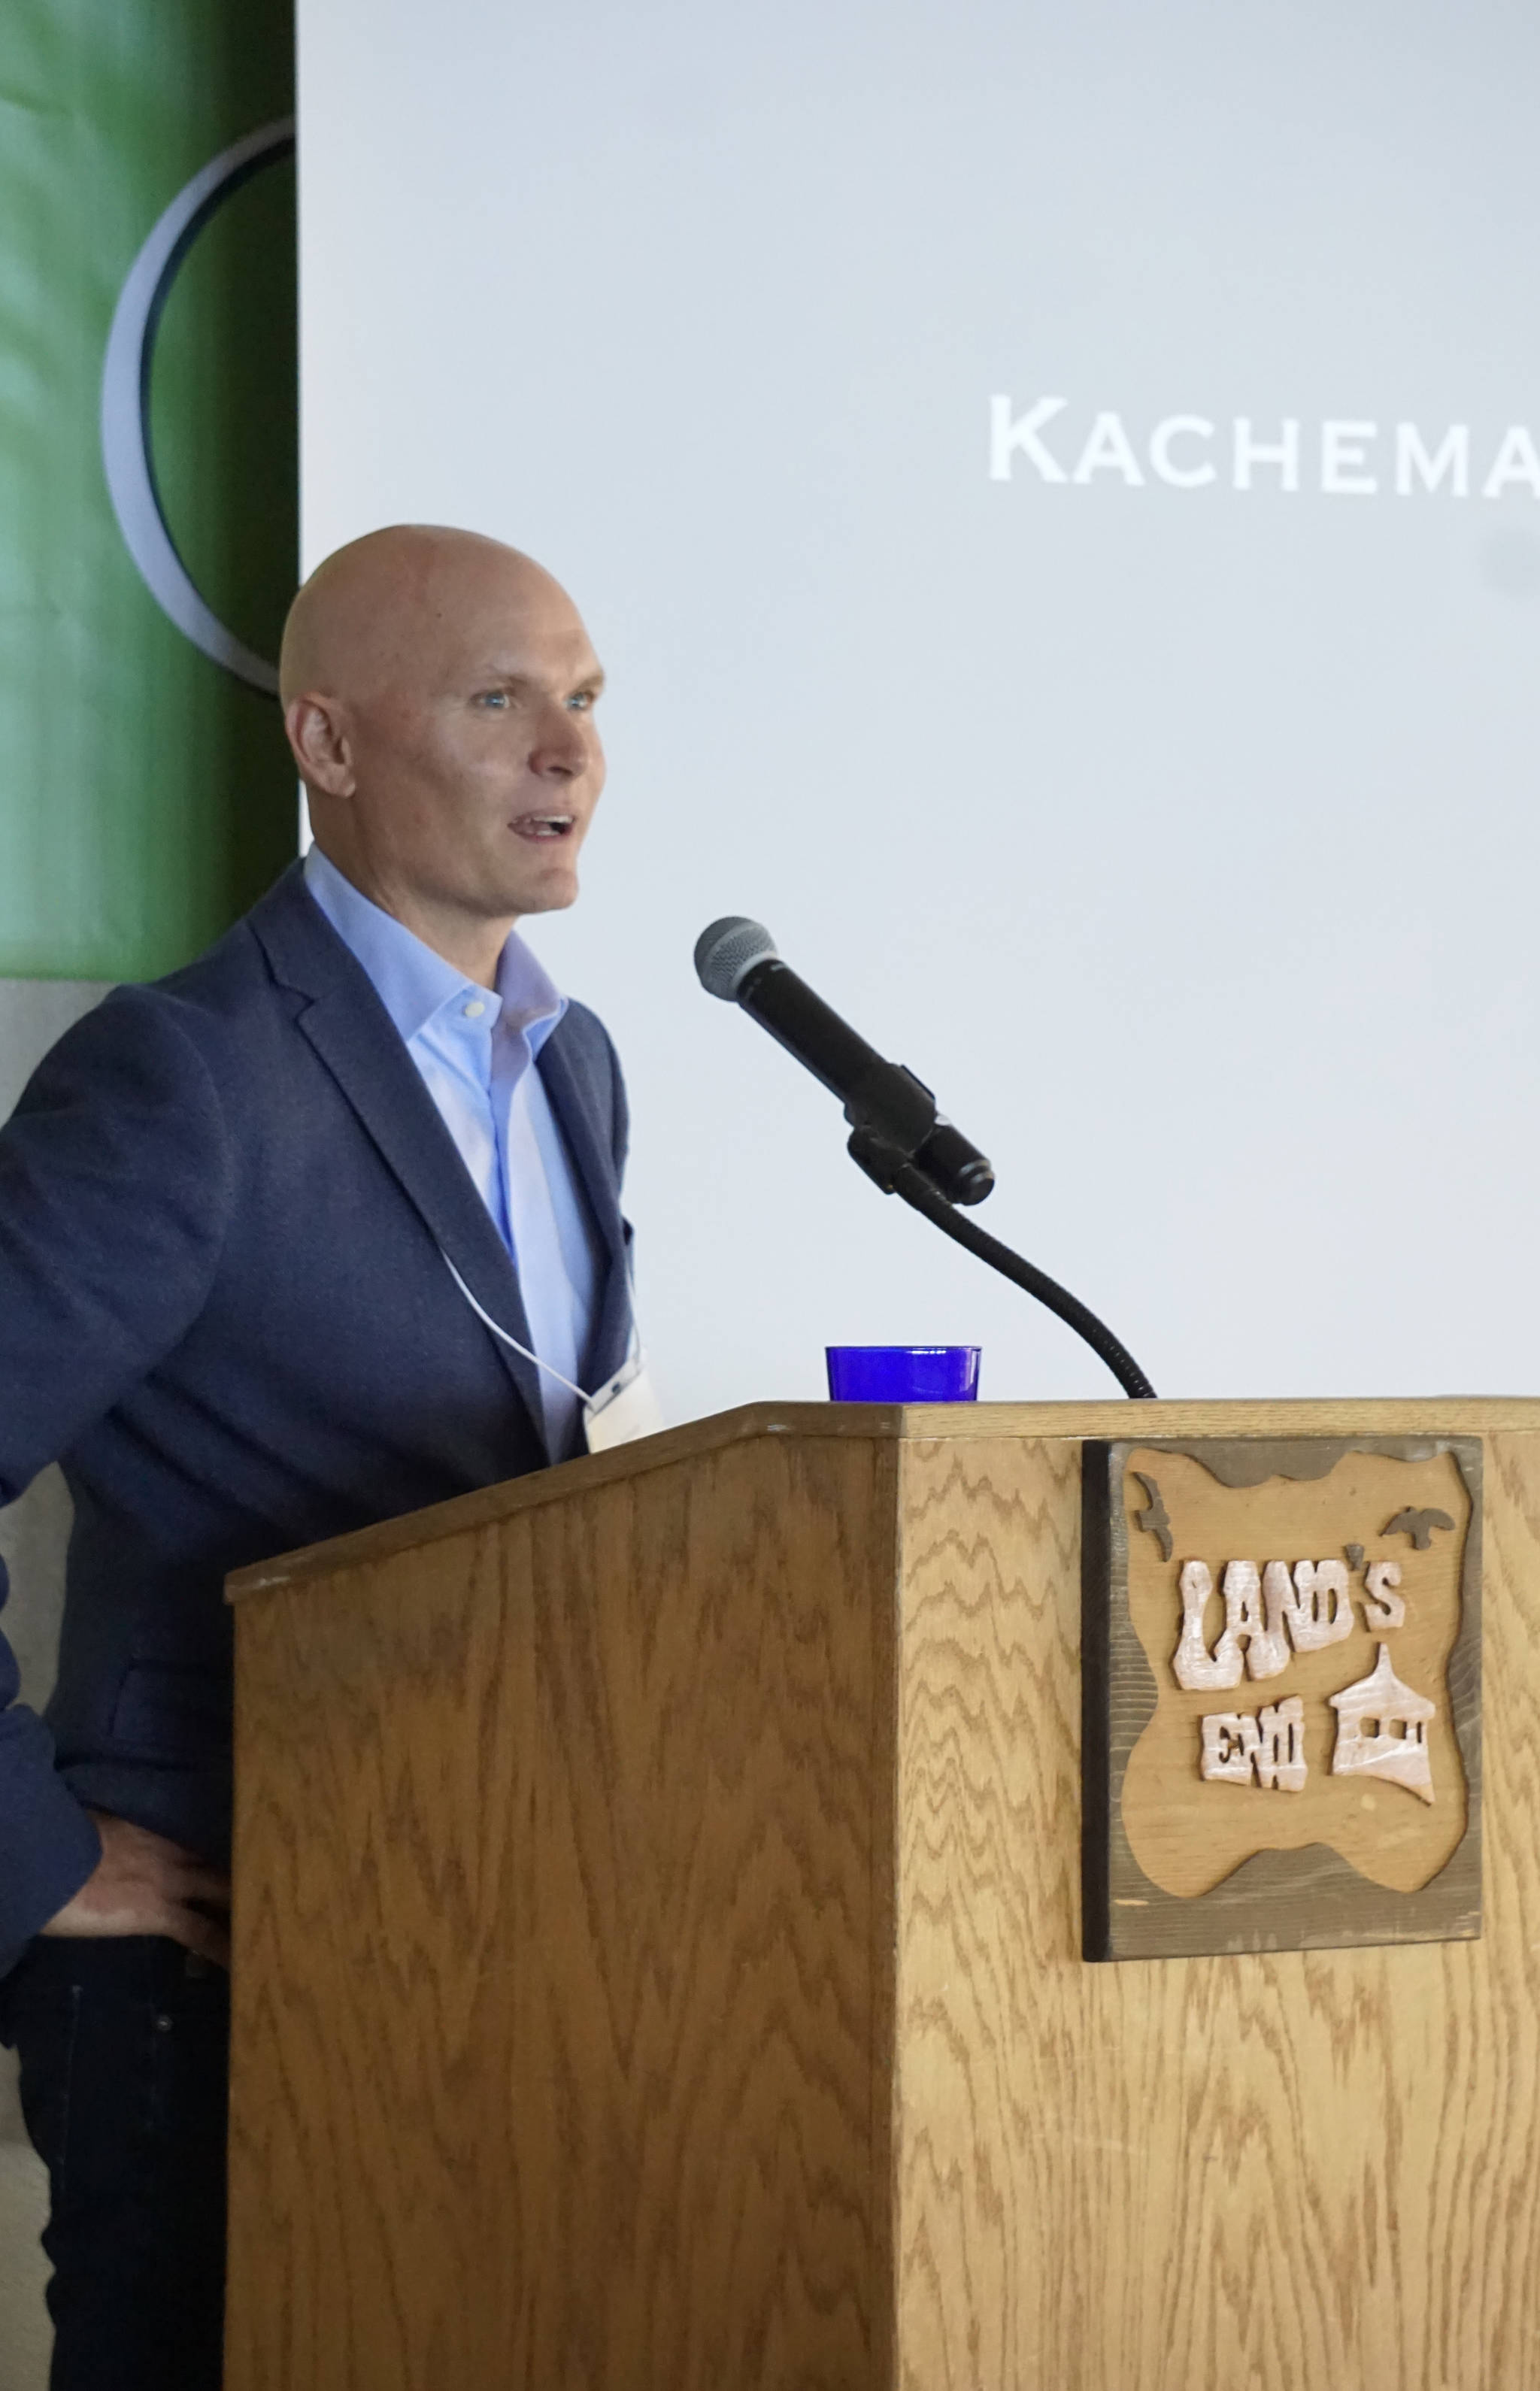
[[223, 1399, 1540, 2389]]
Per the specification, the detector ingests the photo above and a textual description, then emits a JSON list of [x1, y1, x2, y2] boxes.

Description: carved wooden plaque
[[1081, 1435, 1481, 1961]]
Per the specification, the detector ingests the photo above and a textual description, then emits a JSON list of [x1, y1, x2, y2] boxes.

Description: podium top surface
[[226, 1394, 1540, 1604]]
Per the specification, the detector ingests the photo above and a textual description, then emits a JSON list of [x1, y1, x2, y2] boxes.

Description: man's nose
[[529, 702, 588, 778]]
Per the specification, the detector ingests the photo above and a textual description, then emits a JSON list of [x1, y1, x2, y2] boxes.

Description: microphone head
[[694, 916, 778, 1000]]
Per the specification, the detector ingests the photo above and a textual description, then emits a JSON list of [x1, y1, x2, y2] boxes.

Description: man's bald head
[[281, 524, 606, 985], [278, 526, 575, 713]]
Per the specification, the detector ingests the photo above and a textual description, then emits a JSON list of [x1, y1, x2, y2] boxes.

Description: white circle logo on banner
[[99, 117, 296, 695]]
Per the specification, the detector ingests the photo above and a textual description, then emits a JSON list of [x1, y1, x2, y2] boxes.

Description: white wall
[[296, 0, 1540, 1418]]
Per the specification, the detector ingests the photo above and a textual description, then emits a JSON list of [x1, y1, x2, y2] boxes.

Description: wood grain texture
[[891, 1414, 1540, 2391], [229, 1397, 1540, 2391], [227, 1431, 900, 2390], [226, 1399, 1540, 1605]]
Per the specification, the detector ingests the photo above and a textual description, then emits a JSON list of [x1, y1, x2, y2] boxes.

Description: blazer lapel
[[536, 1023, 633, 1388], [249, 868, 551, 1456]]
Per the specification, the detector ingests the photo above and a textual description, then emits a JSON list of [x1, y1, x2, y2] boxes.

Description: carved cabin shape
[[1329, 1643, 1436, 1805]]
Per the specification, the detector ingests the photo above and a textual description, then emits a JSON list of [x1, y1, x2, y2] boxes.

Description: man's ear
[[284, 693, 356, 797]]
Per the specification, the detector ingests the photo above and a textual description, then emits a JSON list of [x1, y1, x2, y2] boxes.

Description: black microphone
[[693, 917, 995, 1205]]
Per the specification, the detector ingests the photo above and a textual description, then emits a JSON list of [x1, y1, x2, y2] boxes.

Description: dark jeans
[[0, 1936, 229, 2391]]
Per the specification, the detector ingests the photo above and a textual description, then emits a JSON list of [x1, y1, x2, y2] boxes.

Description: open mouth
[[512, 812, 576, 841]]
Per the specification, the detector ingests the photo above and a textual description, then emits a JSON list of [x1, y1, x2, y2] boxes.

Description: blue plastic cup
[[825, 1345, 981, 1402]]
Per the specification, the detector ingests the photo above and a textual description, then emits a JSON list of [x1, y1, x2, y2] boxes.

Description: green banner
[[0, 1, 296, 979]]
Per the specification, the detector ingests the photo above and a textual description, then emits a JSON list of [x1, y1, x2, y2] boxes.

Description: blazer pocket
[[109, 1664, 230, 1764]]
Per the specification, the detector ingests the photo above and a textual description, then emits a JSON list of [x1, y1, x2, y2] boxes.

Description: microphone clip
[[845, 1125, 912, 1196], [844, 1081, 996, 1210]]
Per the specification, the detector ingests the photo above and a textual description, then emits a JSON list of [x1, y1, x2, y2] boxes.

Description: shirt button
[[462, 999, 487, 1019]]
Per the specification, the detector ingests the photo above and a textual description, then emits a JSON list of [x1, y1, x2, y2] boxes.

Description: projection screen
[[295, 0, 1540, 1420]]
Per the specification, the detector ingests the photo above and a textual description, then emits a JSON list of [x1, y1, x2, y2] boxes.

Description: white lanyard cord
[[441, 1253, 595, 1405]]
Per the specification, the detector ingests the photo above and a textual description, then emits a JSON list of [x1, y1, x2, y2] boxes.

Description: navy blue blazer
[[0, 863, 632, 1976]]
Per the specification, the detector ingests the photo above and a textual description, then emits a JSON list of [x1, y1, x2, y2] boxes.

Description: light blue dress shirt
[[302, 845, 602, 1456]]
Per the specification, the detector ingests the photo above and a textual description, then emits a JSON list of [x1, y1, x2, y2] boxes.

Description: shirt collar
[[492, 923, 567, 1058], [302, 845, 567, 1055]]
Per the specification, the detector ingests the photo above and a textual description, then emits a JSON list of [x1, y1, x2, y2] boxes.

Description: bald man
[[0, 528, 635, 2389]]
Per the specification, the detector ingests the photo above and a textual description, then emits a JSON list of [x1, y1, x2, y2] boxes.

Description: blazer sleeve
[[0, 989, 235, 1971]]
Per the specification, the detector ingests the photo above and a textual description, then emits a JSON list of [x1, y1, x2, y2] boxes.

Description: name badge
[[583, 1352, 665, 1453]]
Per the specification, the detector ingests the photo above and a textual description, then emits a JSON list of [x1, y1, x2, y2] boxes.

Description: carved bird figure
[[1130, 1471, 1173, 1561], [1383, 1506, 1456, 1551]]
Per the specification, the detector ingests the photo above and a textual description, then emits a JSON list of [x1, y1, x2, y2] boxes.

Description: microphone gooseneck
[[695, 914, 1157, 1400], [847, 1129, 1156, 1400]]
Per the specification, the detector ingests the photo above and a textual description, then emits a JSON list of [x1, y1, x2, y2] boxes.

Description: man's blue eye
[[566, 692, 594, 712], [477, 692, 509, 709]]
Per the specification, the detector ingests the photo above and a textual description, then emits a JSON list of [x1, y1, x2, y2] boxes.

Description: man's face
[[338, 560, 606, 926]]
